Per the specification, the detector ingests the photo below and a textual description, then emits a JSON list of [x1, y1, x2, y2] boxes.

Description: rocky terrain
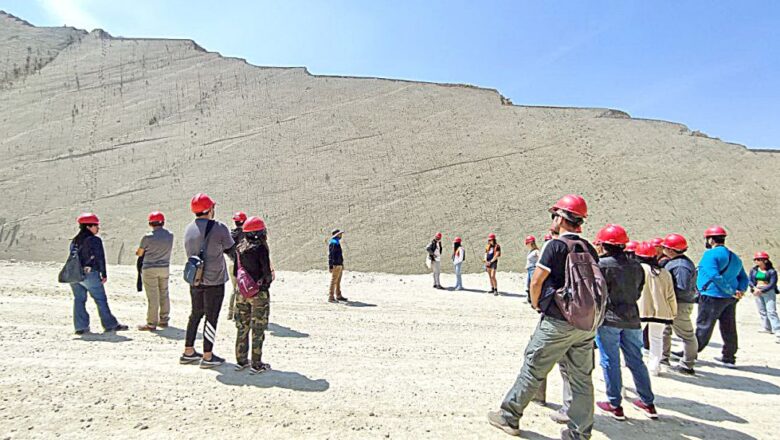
[[1, 11, 778, 273]]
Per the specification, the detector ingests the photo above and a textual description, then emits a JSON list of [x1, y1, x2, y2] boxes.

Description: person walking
[[68, 213, 128, 334], [695, 226, 749, 368], [749, 251, 780, 340], [452, 237, 465, 290], [328, 229, 348, 303], [427, 233, 444, 289], [234, 216, 274, 374], [181, 193, 235, 368], [593, 225, 658, 420], [226, 211, 246, 321], [635, 242, 677, 376], [484, 233, 501, 296], [488, 194, 599, 440], [524, 235, 539, 300], [136, 211, 174, 331], [660, 233, 699, 375]]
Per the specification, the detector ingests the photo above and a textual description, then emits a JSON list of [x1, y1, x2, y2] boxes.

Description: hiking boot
[[234, 360, 250, 371], [179, 351, 203, 364], [108, 324, 129, 332], [671, 364, 695, 375], [596, 401, 626, 421], [486, 411, 520, 436], [493, 290, 500, 296], [549, 409, 570, 424], [250, 362, 272, 375], [137, 324, 157, 331], [200, 354, 225, 369], [336, 295, 349, 302], [714, 356, 736, 369], [632, 399, 658, 419]]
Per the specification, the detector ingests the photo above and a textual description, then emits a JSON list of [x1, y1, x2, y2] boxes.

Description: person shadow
[[665, 367, 780, 395], [216, 368, 329, 392], [652, 395, 747, 423], [734, 364, 780, 378], [445, 287, 489, 293], [594, 413, 757, 440], [268, 323, 309, 338], [75, 332, 132, 343], [154, 326, 190, 341], [341, 301, 377, 308]]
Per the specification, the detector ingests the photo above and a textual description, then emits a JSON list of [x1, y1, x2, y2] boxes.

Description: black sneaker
[[670, 350, 683, 359], [336, 296, 349, 302], [250, 362, 272, 375], [234, 360, 250, 371], [179, 351, 203, 364], [200, 354, 225, 369], [660, 358, 671, 366], [108, 324, 129, 332], [74, 329, 88, 335], [671, 365, 696, 375], [714, 356, 736, 369]]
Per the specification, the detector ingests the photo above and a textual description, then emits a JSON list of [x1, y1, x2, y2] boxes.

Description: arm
[[530, 266, 549, 310], [759, 270, 777, 294], [737, 265, 749, 293], [672, 264, 694, 294], [91, 237, 108, 281], [665, 272, 678, 317], [748, 267, 757, 289], [328, 243, 335, 270]]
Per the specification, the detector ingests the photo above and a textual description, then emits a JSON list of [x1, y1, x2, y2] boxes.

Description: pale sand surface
[[0, 261, 776, 439]]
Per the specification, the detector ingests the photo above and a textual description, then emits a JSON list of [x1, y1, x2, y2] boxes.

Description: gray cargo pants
[[662, 302, 698, 369], [501, 316, 595, 439]]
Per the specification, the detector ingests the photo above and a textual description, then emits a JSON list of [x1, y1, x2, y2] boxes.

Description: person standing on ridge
[[524, 235, 539, 301], [328, 229, 348, 303], [660, 233, 699, 375], [484, 233, 501, 295], [695, 226, 749, 368], [488, 194, 599, 440], [226, 211, 246, 321], [452, 237, 465, 291], [593, 225, 658, 421], [68, 213, 128, 334], [234, 216, 274, 374], [748, 252, 779, 341], [636, 241, 677, 376], [427, 232, 444, 289], [136, 211, 174, 331], [181, 193, 235, 368]]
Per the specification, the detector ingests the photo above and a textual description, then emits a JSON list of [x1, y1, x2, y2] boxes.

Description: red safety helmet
[[148, 211, 165, 224], [595, 224, 629, 245], [77, 213, 100, 225], [454, 237, 462, 243], [435, 232, 442, 240], [754, 251, 770, 260], [704, 225, 728, 237], [488, 233, 497, 240], [190, 193, 215, 214], [549, 194, 588, 219], [524, 235, 536, 244], [232, 211, 247, 222], [544, 233, 553, 241], [650, 237, 664, 247], [635, 241, 657, 258], [243, 216, 266, 233], [662, 234, 688, 252], [625, 240, 639, 253]]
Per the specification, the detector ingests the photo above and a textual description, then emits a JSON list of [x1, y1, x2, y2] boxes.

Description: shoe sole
[[179, 358, 201, 364], [234, 364, 249, 372], [717, 362, 736, 369], [200, 361, 224, 369], [598, 408, 626, 421], [487, 416, 520, 436]]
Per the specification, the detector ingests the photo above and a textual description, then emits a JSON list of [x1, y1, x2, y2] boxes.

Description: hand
[[329, 268, 333, 273], [735, 291, 744, 300], [101, 277, 107, 284], [271, 269, 276, 281]]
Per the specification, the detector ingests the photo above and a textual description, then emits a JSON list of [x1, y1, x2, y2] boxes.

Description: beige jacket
[[638, 264, 678, 322]]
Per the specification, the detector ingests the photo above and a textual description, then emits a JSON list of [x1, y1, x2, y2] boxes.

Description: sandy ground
[[0, 260, 777, 439]]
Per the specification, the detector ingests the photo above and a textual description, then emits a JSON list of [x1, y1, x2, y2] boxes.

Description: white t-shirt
[[526, 249, 540, 270], [453, 247, 464, 265]]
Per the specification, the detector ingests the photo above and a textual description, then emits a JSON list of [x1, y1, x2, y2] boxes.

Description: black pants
[[695, 295, 738, 362], [185, 284, 225, 353]]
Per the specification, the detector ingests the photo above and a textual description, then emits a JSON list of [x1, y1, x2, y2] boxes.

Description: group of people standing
[[425, 232, 504, 295]]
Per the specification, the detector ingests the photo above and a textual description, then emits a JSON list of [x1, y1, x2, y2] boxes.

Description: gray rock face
[[1, 11, 778, 273]]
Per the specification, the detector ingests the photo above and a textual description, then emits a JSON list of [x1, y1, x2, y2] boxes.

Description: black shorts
[[487, 261, 498, 270]]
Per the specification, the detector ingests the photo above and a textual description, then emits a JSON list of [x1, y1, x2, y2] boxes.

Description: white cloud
[[38, 0, 101, 31]]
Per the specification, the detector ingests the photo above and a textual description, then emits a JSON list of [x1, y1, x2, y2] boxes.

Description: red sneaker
[[632, 399, 659, 419], [597, 401, 626, 421]]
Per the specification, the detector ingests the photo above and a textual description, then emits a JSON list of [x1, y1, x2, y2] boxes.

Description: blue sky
[[3, 0, 778, 149]]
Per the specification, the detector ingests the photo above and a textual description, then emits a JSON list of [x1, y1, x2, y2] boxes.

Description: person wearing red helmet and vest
[[452, 237, 465, 290], [593, 225, 658, 421], [226, 211, 247, 321], [234, 216, 274, 374], [69, 213, 128, 334], [181, 193, 235, 368], [426, 232, 444, 289], [489, 194, 599, 440], [659, 233, 698, 374], [749, 251, 779, 340], [484, 233, 501, 295], [136, 211, 174, 331], [524, 235, 539, 301], [695, 226, 749, 368]]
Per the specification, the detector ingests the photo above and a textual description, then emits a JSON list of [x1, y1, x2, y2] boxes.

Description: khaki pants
[[662, 302, 698, 369], [227, 260, 238, 319], [142, 266, 170, 326], [329, 265, 344, 298]]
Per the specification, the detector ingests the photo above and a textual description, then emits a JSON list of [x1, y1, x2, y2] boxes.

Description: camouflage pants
[[235, 290, 270, 365]]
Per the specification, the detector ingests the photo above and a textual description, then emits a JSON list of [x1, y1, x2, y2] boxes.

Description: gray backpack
[[554, 237, 608, 332]]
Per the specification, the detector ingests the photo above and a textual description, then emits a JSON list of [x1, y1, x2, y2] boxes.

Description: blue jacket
[[696, 246, 749, 298], [749, 267, 778, 294], [328, 237, 343, 269]]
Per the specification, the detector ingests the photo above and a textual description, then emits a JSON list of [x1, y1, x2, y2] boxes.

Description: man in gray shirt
[[136, 211, 174, 331], [180, 193, 235, 368]]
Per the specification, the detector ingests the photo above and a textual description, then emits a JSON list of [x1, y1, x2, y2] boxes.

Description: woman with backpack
[[452, 237, 465, 290], [749, 252, 780, 339], [636, 241, 677, 376], [68, 213, 128, 334], [484, 233, 501, 295], [234, 216, 274, 374]]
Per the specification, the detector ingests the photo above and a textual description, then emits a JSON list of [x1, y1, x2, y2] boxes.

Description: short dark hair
[[709, 235, 726, 245], [602, 243, 624, 256], [149, 221, 164, 227]]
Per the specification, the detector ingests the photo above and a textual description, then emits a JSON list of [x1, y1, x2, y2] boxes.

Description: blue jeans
[[755, 290, 780, 333], [595, 326, 654, 408], [454, 263, 463, 289], [526, 268, 534, 292], [70, 271, 119, 331]]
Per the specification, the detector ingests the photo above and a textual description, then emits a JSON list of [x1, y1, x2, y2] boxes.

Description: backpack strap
[[198, 220, 215, 259], [558, 236, 588, 254]]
